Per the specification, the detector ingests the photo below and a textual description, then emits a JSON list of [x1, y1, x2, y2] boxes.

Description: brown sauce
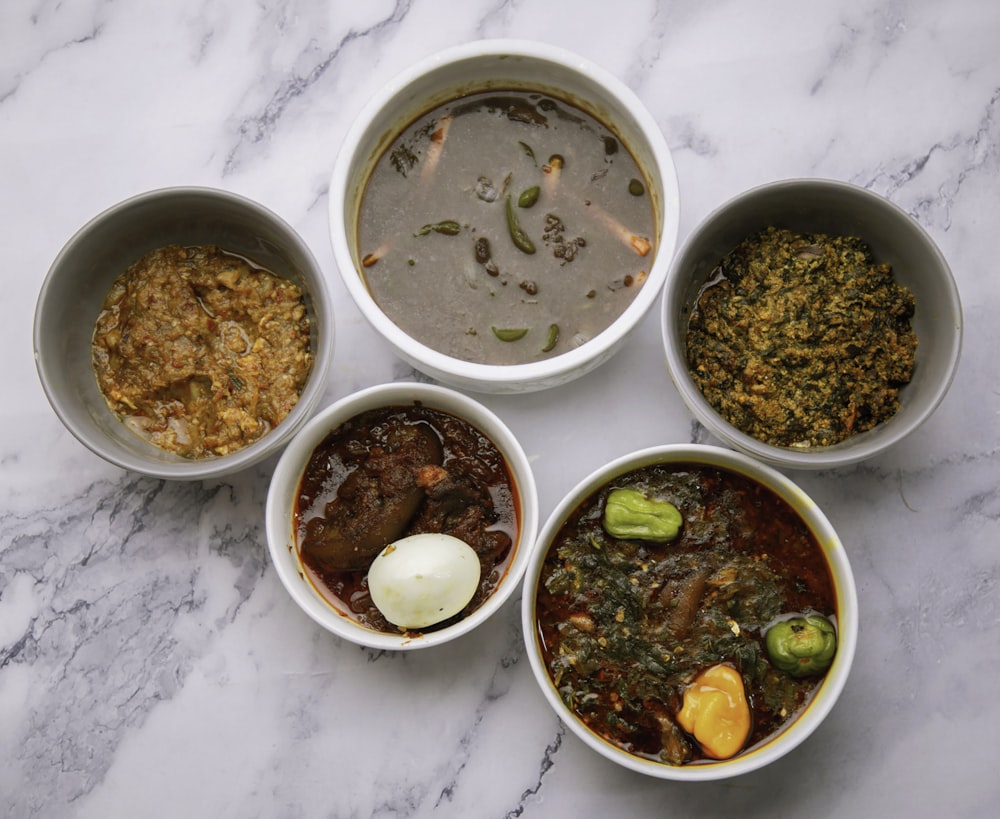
[[534, 462, 837, 766], [294, 405, 519, 634]]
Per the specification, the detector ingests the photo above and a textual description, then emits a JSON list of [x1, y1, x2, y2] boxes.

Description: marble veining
[[3, 0, 999, 817]]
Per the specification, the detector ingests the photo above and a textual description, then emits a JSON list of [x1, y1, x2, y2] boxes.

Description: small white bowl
[[521, 444, 858, 780], [329, 39, 680, 394], [33, 186, 335, 480], [662, 178, 963, 469], [266, 382, 539, 650]]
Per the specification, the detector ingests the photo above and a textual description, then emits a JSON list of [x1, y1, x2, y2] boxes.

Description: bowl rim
[[265, 381, 540, 650], [328, 37, 681, 391], [661, 177, 964, 469], [32, 185, 335, 480], [520, 442, 858, 780]]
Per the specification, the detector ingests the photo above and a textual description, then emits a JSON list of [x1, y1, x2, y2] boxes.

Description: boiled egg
[[367, 533, 481, 629]]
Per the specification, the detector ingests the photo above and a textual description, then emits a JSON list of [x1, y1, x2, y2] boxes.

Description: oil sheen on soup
[[357, 90, 657, 365], [535, 463, 838, 766]]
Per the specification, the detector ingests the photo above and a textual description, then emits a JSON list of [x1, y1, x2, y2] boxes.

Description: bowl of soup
[[329, 39, 680, 393], [661, 178, 963, 469], [33, 186, 335, 480], [521, 444, 858, 780], [266, 382, 539, 649]]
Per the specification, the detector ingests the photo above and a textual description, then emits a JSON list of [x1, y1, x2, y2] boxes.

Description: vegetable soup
[[534, 462, 839, 765]]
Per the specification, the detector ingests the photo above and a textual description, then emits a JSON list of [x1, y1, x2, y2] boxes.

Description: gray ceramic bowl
[[329, 39, 680, 394], [662, 179, 963, 469], [33, 186, 335, 480]]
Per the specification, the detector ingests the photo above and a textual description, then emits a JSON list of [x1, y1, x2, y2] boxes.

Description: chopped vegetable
[[491, 326, 528, 342], [676, 664, 752, 760], [518, 185, 540, 208], [542, 323, 559, 353], [414, 220, 461, 237], [603, 487, 682, 542], [765, 614, 837, 677], [505, 195, 536, 254]]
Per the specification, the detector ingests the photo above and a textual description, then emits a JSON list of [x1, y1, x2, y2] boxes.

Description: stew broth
[[294, 405, 519, 634]]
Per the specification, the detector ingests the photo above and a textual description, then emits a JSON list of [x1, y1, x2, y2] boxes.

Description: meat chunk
[[300, 421, 443, 571], [410, 470, 512, 566]]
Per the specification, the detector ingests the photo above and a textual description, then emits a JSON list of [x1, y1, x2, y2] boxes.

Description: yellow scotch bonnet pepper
[[676, 663, 752, 760]]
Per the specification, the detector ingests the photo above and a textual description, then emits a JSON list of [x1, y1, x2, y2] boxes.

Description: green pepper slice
[[518, 185, 540, 208], [541, 323, 559, 353], [492, 326, 528, 342], [505, 196, 536, 254], [414, 220, 461, 237]]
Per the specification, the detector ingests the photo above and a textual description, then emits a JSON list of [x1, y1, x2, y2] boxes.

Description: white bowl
[[329, 39, 680, 394], [662, 178, 963, 469], [521, 444, 858, 780], [33, 186, 335, 480], [266, 382, 539, 650]]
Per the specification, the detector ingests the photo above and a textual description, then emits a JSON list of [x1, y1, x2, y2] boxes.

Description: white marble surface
[[3, 1, 998, 816]]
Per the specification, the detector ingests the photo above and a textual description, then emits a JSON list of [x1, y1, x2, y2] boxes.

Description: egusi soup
[[92, 244, 312, 458], [534, 462, 838, 766], [357, 89, 656, 365]]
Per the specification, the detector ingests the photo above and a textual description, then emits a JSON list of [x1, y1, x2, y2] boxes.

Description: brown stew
[[534, 462, 837, 765], [294, 404, 519, 634]]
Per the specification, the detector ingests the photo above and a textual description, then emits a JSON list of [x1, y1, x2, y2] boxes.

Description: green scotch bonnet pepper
[[765, 614, 837, 677], [602, 488, 682, 542]]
